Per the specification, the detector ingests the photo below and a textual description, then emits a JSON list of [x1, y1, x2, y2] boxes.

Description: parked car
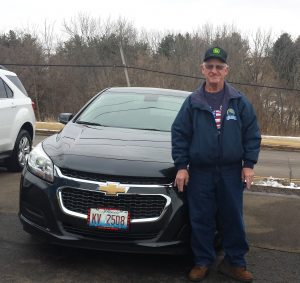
[[0, 66, 35, 171], [19, 87, 192, 253]]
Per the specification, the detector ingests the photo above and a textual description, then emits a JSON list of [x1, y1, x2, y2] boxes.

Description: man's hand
[[174, 169, 189, 192], [242, 167, 254, 189]]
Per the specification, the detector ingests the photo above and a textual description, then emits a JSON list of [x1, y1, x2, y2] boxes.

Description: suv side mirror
[[58, 113, 74, 125]]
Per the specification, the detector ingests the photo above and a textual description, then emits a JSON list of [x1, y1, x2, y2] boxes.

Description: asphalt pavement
[[0, 134, 299, 282], [0, 168, 300, 282]]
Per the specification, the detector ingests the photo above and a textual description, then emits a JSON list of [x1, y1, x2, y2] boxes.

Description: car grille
[[59, 168, 172, 185], [62, 222, 158, 240], [60, 187, 167, 220]]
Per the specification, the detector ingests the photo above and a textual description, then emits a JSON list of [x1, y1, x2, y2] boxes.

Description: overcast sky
[[1, 0, 299, 40]]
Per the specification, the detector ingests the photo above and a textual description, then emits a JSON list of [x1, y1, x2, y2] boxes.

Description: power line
[[2, 62, 300, 93]]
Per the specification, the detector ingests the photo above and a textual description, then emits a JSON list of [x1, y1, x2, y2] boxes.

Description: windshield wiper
[[135, 128, 168, 132], [76, 121, 106, 127]]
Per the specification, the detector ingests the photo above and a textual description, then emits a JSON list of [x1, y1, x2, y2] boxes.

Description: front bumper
[[19, 166, 190, 254]]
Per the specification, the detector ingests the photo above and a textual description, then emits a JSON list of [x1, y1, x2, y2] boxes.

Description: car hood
[[42, 123, 176, 180]]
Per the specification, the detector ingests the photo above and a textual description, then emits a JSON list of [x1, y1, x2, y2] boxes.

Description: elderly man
[[171, 46, 261, 282]]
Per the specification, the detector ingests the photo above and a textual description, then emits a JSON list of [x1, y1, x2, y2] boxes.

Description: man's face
[[201, 58, 229, 86]]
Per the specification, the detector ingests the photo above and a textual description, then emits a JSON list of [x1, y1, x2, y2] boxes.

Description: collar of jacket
[[190, 81, 242, 111]]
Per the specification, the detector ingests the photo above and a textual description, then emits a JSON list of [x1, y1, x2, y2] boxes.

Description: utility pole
[[294, 58, 300, 89], [119, 43, 131, 87]]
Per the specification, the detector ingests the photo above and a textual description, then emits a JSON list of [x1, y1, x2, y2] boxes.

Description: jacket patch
[[226, 108, 237, 120]]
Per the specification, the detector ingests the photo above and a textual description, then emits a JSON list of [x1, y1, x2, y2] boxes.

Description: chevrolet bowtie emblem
[[98, 183, 127, 196]]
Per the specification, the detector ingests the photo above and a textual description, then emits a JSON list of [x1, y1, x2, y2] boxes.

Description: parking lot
[[1, 156, 300, 282]]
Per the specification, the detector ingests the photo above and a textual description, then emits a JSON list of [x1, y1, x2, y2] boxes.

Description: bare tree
[[0, 19, 299, 135]]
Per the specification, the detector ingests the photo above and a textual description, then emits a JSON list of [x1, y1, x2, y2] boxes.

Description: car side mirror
[[58, 113, 74, 125]]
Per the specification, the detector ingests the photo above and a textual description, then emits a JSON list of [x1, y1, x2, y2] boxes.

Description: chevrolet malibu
[[19, 87, 193, 254]]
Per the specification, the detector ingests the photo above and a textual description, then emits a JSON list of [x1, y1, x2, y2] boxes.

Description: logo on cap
[[212, 48, 221, 54]]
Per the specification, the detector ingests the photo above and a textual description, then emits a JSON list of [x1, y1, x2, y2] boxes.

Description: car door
[[0, 78, 16, 152]]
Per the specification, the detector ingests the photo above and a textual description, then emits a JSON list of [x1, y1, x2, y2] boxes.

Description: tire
[[6, 129, 32, 172]]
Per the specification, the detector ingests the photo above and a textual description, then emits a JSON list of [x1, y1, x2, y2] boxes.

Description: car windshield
[[76, 90, 187, 132]]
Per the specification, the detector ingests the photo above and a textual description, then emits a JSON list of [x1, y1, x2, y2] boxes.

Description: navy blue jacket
[[171, 82, 261, 170]]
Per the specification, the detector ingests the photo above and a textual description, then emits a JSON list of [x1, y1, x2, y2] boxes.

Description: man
[[171, 46, 261, 282]]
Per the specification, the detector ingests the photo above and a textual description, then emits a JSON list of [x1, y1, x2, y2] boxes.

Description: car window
[[4, 81, 13, 98], [0, 79, 7, 98], [77, 91, 187, 132], [6, 75, 28, 96]]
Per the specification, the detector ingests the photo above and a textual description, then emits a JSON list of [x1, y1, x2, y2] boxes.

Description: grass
[[36, 122, 64, 131], [262, 138, 300, 150], [35, 122, 300, 150]]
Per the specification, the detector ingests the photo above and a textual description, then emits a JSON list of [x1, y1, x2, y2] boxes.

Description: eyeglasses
[[203, 63, 227, 71]]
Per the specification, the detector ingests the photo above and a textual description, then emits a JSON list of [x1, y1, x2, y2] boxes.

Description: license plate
[[87, 208, 129, 230]]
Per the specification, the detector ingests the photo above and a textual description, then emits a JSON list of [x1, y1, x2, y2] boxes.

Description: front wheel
[[6, 129, 32, 172]]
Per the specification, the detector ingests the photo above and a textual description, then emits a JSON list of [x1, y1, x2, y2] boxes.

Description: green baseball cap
[[204, 46, 227, 63]]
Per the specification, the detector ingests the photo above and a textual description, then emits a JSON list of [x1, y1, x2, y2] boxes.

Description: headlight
[[27, 143, 54, 182]]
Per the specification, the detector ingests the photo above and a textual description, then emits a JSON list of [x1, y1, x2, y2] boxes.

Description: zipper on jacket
[[207, 109, 221, 165], [218, 98, 240, 166]]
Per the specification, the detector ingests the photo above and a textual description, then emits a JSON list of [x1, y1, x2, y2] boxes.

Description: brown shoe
[[188, 265, 209, 282], [218, 260, 253, 282]]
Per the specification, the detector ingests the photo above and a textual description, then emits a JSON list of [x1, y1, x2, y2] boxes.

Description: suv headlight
[[27, 143, 54, 182]]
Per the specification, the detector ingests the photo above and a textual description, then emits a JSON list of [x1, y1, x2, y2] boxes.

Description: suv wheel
[[6, 130, 32, 172]]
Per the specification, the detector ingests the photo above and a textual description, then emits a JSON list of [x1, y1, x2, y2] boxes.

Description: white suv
[[0, 66, 35, 171]]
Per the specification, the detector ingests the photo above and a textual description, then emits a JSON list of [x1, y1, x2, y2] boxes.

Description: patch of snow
[[255, 176, 300, 189]]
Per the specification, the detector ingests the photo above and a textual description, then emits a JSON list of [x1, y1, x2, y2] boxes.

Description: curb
[[249, 185, 300, 197], [35, 124, 300, 152], [260, 144, 300, 152], [36, 130, 299, 152], [36, 129, 60, 135]]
